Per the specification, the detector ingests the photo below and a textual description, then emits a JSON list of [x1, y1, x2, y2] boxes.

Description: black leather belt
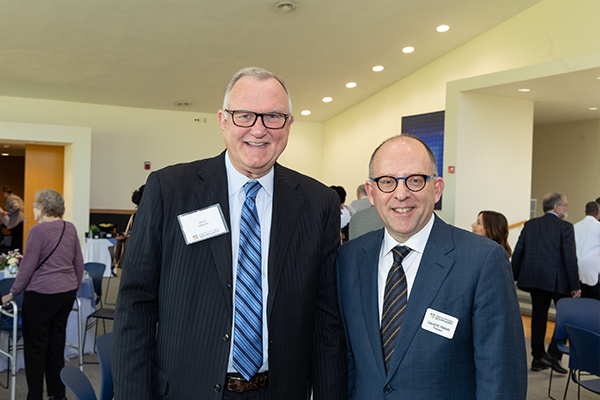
[[226, 372, 268, 392]]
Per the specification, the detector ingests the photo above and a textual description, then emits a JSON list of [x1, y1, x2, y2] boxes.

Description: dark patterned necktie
[[381, 245, 411, 374], [233, 181, 263, 380]]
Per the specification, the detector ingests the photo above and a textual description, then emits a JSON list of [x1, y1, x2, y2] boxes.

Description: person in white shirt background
[[573, 201, 600, 299]]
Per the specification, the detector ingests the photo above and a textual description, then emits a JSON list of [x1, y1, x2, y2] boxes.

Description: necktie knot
[[392, 245, 411, 265], [244, 181, 261, 200]]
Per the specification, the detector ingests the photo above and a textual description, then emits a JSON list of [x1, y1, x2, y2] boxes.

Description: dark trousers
[[529, 288, 568, 360], [9, 221, 23, 252], [22, 289, 77, 400], [581, 281, 600, 300]]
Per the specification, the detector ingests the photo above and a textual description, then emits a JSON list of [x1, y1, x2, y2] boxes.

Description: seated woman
[[471, 210, 512, 258]]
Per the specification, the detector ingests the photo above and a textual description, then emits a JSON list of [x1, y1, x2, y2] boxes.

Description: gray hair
[[542, 192, 564, 212], [222, 67, 292, 113], [33, 189, 65, 218], [356, 184, 367, 197], [368, 134, 438, 179]]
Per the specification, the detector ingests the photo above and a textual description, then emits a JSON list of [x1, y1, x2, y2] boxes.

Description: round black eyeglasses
[[225, 110, 290, 129], [371, 174, 433, 193]]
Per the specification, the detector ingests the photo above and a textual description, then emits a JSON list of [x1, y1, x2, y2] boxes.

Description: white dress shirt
[[377, 214, 435, 324], [574, 215, 600, 286], [225, 151, 273, 373]]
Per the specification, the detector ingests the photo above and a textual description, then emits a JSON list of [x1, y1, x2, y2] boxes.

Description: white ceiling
[[0, 0, 556, 123], [472, 67, 600, 125]]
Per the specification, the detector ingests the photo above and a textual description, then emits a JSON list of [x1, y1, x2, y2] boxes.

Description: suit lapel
[[266, 164, 303, 319], [385, 216, 456, 378], [359, 230, 388, 377], [194, 152, 234, 310]]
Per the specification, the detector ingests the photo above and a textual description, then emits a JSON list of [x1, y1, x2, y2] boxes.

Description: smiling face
[[218, 76, 294, 179], [366, 137, 444, 243]]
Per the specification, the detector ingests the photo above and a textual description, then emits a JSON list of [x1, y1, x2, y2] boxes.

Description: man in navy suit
[[113, 67, 347, 399], [512, 192, 581, 373], [337, 134, 527, 399]]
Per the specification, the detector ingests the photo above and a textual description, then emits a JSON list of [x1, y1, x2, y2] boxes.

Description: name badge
[[421, 308, 459, 339], [177, 204, 229, 245]]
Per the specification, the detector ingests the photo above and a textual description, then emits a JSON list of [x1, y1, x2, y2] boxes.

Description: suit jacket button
[[214, 384, 221, 392], [384, 385, 393, 394], [223, 333, 230, 341]]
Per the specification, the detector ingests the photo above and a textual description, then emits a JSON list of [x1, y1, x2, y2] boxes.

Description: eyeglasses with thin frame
[[371, 174, 433, 193], [225, 109, 290, 129]]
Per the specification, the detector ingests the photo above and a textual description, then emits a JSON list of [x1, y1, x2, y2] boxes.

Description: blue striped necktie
[[381, 245, 411, 374], [233, 181, 263, 381]]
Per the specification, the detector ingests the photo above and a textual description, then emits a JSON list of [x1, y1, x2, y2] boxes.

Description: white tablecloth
[[0, 276, 96, 372], [83, 238, 116, 277]]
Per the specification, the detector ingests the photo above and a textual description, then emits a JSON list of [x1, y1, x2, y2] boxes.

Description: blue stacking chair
[[549, 298, 600, 399], [83, 262, 114, 364], [60, 365, 97, 400], [95, 332, 114, 400], [563, 324, 600, 399], [0, 277, 23, 395], [84, 262, 106, 308]]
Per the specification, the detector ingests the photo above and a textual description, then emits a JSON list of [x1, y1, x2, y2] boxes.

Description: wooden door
[[23, 145, 64, 246]]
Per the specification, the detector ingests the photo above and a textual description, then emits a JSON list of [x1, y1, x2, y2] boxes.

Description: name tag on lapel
[[421, 308, 459, 339], [177, 204, 229, 245]]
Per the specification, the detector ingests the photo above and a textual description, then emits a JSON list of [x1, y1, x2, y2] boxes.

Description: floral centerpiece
[[0, 250, 23, 275]]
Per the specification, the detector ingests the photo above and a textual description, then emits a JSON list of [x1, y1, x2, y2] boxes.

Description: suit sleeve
[[112, 172, 163, 399], [312, 191, 348, 399], [511, 225, 526, 280], [336, 255, 355, 398], [561, 223, 580, 291], [473, 246, 528, 399]]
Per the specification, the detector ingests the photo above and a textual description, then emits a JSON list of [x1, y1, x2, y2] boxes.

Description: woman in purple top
[[1, 189, 84, 400]]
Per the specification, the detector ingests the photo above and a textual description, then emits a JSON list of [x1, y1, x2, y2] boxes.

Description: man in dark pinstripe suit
[[512, 192, 581, 374], [112, 67, 347, 399]]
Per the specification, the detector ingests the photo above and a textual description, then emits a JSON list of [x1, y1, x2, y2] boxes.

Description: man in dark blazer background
[[112, 67, 347, 399], [337, 134, 527, 399], [512, 192, 580, 373]]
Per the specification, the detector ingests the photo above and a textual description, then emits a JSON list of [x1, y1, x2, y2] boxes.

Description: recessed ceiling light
[[402, 47, 415, 54], [1, 153, 8, 157], [322, 97, 333, 103], [175, 101, 191, 106], [589, 107, 599, 111], [436, 25, 450, 33], [276, 2, 295, 12], [301, 110, 311, 115], [517, 88, 531, 92], [372, 66, 384, 72], [346, 82, 357, 88]]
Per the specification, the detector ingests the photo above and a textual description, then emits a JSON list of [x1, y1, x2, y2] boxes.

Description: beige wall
[[453, 94, 534, 234], [532, 119, 600, 224], [322, 0, 600, 225]]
